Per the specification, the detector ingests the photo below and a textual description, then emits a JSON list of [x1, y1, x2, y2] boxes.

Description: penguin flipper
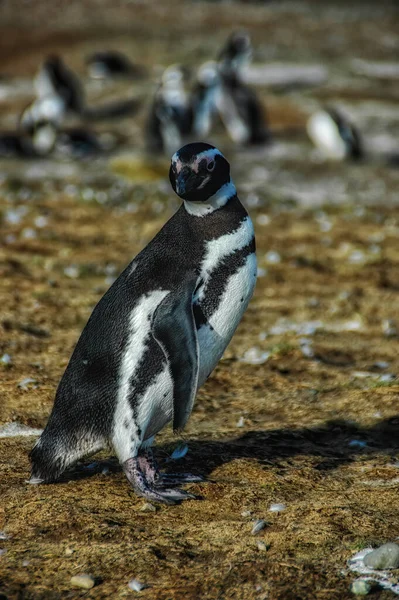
[[152, 279, 199, 432]]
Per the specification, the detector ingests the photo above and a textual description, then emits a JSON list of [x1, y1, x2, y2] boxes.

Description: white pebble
[[64, 265, 80, 279], [236, 416, 245, 428], [128, 579, 147, 592], [256, 541, 268, 552], [251, 519, 267, 535], [17, 377, 37, 391], [65, 547, 74, 556], [0, 354, 12, 366], [70, 574, 95, 589], [241, 347, 270, 365], [265, 251, 281, 264], [256, 214, 270, 226], [241, 510, 252, 517], [140, 503, 157, 512], [34, 216, 48, 228], [269, 503, 286, 513]]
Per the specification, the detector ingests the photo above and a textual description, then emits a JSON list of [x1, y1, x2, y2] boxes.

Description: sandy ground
[[1, 0, 399, 598]]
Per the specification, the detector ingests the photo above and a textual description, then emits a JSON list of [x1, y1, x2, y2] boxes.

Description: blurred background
[[1, 1, 399, 598]]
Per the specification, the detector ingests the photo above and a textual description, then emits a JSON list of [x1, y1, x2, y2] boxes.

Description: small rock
[[265, 250, 281, 264], [169, 443, 188, 460], [22, 559, 30, 566], [241, 510, 252, 518], [364, 543, 399, 570], [65, 547, 74, 556], [140, 503, 157, 512], [256, 541, 269, 552], [269, 503, 286, 513], [17, 377, 37, 391], [349, 440, 367, 449], [0, 354, 12, 366], [251, 519, 267, 535], [351, 579, 372, 595], [128, 579, 147, 592], [382, 319, 398, 338], [236, 416, 245, 428], [70, 574, 95, 589], [241, 347, 270, 365]]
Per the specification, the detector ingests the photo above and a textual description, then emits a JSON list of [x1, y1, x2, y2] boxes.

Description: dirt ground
[[1, 1, 399, 599]]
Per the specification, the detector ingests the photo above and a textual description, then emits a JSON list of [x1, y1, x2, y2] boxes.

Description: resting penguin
[[306, 107, 363, 161], [30, 142, 257, 504]]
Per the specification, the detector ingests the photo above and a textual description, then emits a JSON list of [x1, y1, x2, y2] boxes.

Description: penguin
[[34, 55, 85, 116], [189, 61, 220, 138], [86, 51, 147, 80], [0, 120, 56, 158], [145, 65, 191, 155], [218, 30, 253, 78], [216, 32, 271, 146], [30, 142, 257, 504], [34, 55, 142, 123], [306, 107, 363, 161]]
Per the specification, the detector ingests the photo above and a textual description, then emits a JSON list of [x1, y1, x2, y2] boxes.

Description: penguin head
[[169, 142, 230, 203]]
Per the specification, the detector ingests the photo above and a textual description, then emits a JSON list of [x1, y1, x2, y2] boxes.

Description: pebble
[[251, 520, 267, 535], [269, 503, 286, 513], [17, 377, 37, 391], [170, 443, 188, 460], [364, 543, 399, 570], [256, 541, 269, 552], [351, 579, 372, 595], [241, 347, 270, 365], [241, 510, 252, 517], [0, 354, 12, 366], [382, 319, 398, 338], [236, 416, 245, 428], [265, 250, 281, 264], [65, 547, 74, 556], [140, 503, 157, 512], [349, 440, 367, 449], [70, 574, 95, 589], [128, 579, 147, 592]]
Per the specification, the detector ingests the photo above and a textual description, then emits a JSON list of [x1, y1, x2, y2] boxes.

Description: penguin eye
[[207, 161, 215, 172]]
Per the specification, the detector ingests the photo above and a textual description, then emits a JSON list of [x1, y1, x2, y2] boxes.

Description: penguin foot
[[123, 457, 196, 504]]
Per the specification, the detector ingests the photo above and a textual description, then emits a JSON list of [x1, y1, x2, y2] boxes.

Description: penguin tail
[[29, 423, 104, 483], [29, 434, 68, 483], [82, 97, 143, 121]]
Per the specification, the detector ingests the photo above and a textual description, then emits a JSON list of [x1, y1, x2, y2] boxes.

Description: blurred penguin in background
[[86, 50, 147, 80], [145, 65, 191, 155], [307, 107, 363, 161], [215, 31, 271, 146]]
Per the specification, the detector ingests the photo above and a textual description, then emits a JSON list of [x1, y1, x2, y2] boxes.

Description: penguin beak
[[176, 168, 201, 198]]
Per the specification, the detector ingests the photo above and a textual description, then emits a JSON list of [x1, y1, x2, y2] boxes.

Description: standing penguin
[[30, 142, 257, 504], [216, 31, 271, 146], [189, 61, 220, 138], [145, 65, 191, 155]]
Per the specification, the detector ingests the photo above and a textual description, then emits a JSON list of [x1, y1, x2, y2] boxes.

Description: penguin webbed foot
[[123, 457, 197, 505]]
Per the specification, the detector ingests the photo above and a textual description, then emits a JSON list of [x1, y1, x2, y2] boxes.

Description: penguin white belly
[[112, 290, 172, 461], [197, 252, 256, 385]]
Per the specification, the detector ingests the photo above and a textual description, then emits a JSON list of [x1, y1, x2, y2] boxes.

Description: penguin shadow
[[181, 417, 399, 479], [57, 416, 399, 484]]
